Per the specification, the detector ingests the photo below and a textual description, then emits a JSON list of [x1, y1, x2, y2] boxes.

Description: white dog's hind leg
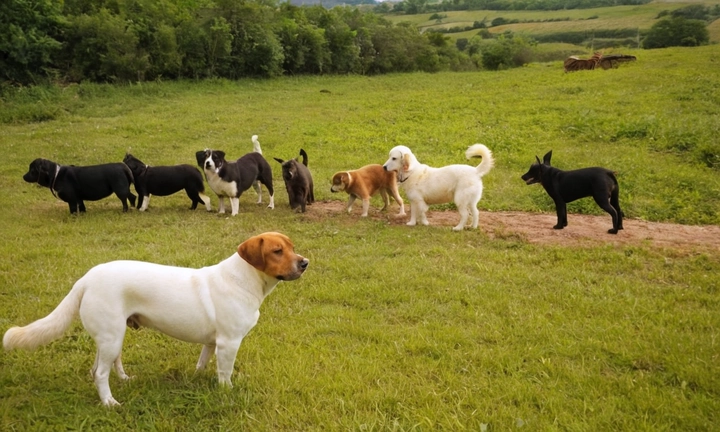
[[196, 344, 215, 371], [139, 195, 150, 211], [267, 193, 274, 209], [453, 206, 470, 231], [470, 205, 480, 229]]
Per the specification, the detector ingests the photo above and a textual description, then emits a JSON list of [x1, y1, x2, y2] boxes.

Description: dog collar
[[398, 169, 410, 183]]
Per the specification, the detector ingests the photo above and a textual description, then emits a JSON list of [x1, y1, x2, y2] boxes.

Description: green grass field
[[1, 46, 718, 430]]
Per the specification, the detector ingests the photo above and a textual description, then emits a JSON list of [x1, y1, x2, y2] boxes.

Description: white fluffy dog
[[383, 144, 494, 231]]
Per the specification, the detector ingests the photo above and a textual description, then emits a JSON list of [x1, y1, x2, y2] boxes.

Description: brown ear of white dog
[[238, 232, 308, 281]]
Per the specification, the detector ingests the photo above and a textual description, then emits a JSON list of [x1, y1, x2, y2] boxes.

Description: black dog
[[23, 158, 136, 214], [521, 151, 623, 234], [123, 154, 211, 211], [195, 135, 274, 216], [274, 149, 314, 213]]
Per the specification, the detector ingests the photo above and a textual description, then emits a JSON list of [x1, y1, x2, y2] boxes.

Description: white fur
[[199, 192, 212, 211], [3, 236, 307, 406], [383, 144, 494, 231]]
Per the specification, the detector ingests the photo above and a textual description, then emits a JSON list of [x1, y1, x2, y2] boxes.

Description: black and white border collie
[[195, 135, 275, 216]]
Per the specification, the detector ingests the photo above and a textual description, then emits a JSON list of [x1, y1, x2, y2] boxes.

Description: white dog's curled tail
[[3, 281, 86, 351], [466, 144, 494, 177], [252, 135, 262, 154]]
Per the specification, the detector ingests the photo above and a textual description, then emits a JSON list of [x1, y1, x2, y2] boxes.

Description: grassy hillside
[[1, 46, 718, 430], [385, 0, 720, 43]]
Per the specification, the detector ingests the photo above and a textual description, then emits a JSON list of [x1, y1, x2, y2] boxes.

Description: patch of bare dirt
[[306, 200, 720, 253]]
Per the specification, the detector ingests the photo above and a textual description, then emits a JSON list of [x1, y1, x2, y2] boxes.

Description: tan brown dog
[[331, 164, 405, 217], [3, 232, 308, 406]]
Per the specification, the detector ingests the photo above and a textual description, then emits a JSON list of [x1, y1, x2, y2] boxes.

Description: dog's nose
[[299, 258, 309, 270], [383, 165, 388, 171]]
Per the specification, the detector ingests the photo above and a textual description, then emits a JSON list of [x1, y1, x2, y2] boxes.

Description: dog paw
[[406, 221, 417, 226], [452, 225, 464, 232], [553, 225, 564, 230], [101, 397, 121, 407], [608, 228, 619, 234]]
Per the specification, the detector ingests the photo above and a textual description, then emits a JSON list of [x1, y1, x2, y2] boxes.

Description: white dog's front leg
[[417, 201, 430, 226], [91, 347, 122, 406], [267, 193, 274, 209], [113, 353, 133, 380], [196, 344, 215, 371], [216, 339, 243, 386], [218, 197, 226, 214], [407, 201, 420, 226], [230, 197, 240, 216]]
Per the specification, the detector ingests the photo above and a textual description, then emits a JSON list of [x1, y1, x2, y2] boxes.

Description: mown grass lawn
[[0, 46, 718, 430]]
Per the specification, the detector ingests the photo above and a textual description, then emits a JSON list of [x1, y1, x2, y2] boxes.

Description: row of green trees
[[1, 0, 713, 86], [2, 0, 483, 85]]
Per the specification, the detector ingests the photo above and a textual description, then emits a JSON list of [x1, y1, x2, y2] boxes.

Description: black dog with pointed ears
[[274, 149, 314, 213], [521, 151, 623, 234]]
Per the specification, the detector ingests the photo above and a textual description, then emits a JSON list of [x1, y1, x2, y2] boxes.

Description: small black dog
[[23, 158, 136, 214], [274, 149, 314, 213], [521, 151, 623, 234], [123, 153, 211, 211]]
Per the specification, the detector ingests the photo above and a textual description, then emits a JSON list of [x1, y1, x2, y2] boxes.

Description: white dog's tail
[[466, 144, 494, 177], [252, 135, 262, 154], [3, 281, 86, 351]]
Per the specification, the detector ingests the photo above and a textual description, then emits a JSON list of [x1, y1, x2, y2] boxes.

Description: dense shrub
[[642, 17, 709, 49]]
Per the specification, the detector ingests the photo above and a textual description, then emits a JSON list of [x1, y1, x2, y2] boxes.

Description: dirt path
[[307, 200, 720, 253]]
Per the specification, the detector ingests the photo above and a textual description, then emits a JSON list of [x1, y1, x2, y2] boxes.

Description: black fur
[[195, 149, 274, 203], [521, 151, 623, 234], [123, 154, 209, 210], [274, 149, 314, 213], [23, 158, 136, 214]]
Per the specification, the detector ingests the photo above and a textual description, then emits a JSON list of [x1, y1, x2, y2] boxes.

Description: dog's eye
[[272, 248, 283, 255]]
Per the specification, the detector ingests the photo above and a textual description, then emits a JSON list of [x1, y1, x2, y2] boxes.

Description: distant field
[[385, 0, 720, 42]]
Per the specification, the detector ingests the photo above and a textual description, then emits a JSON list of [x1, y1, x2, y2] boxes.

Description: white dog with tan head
[[3, 232, 308, 406], [383, 144, 494, 231]]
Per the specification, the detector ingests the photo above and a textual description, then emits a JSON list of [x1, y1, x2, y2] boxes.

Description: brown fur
[[330, 164, 405, 217], [237, 232, 306, 280]]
